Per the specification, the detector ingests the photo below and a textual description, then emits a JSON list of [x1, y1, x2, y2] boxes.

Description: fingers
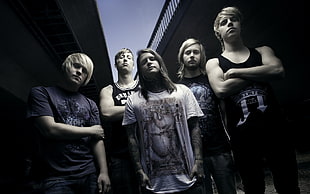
[[92, 125, 105, 139], [103, 183, 111, 193], [98, 181, 102, 193]]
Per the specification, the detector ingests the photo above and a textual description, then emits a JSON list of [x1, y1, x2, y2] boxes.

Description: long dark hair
[[136, 48, 176, 100]]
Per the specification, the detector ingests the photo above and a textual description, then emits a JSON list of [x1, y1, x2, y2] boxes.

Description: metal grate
[[9, 0, 99, 102]]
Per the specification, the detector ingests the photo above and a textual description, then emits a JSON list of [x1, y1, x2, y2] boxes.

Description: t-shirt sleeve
[[89, 99, 101, 126], [26, 86, 53, 119], [182, 84, 204, 119]]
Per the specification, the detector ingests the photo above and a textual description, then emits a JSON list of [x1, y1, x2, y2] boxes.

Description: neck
[[145, 80, 165, 93], [58, 83, 79, 92], [184, 68, 202, 78], [223, 36, 245, 52], [58, 78, 80, 92], [117, 73, 135, 88]]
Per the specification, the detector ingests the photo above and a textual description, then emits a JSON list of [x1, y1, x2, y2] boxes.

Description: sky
[[96, 0, 166, 82]]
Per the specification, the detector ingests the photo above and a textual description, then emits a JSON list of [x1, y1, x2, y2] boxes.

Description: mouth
[[72, 75, 81, 82], [227, 27, 236, 33], [147, 65, 157, 71]]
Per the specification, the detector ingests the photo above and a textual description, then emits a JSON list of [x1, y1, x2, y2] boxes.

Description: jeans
[[203, 152, 237, 194], [42, 173, 98, 194], [109, 156, 140, 194]]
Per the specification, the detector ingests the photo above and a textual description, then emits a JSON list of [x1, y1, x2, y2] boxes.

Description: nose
[[227, 19, 233, 27], [146, 58, 152, 64], [76, 67, 82, 75]]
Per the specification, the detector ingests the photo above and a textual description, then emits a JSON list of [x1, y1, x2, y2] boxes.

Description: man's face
[[183, 43, 201, 70], [115, 51, 134, 73], [217, 15, 241, 40], [66, 62, 88, 87], [139, 52, 160, 80]]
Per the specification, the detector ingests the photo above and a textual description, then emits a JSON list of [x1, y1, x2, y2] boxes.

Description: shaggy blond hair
[[62, 53, 94, 86]]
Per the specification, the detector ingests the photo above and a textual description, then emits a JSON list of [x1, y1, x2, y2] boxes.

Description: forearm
[[226, 65, 285, 82], [39, 123, 96, 139], [101, 106, 125, 121], [93, 140, 111, 193], [34, 116, 104, 140], [93, 140, 109, 174], [188, 117, 203, 160], [125, 123, 142, 172], [214, 77, 251, 99]]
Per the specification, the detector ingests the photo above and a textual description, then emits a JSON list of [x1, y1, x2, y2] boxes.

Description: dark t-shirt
[[179, 75, 231, 156], [26, 86, 99, 179]]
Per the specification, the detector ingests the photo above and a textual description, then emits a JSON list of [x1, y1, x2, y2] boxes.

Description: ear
[[214, 26, 219, 34]]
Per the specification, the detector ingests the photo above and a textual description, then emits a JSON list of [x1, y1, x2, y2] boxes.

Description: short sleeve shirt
[[122, 84, 203, 193], [26, 86, 99, 179]]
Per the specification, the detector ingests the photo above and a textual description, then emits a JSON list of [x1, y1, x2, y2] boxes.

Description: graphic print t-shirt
[[122, 84, 203, 193], [26, 86, 99, 179], [179, 75, 231, 156]]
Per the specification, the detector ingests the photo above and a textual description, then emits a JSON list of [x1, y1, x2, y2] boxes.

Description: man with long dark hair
[[123, 48, 205, 194]]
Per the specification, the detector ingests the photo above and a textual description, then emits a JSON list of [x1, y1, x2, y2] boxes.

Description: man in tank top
[[205, 6, 300, 194], [99, 48, 140, 194]]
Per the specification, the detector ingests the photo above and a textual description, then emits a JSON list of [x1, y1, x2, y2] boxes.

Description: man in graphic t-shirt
[[123, 48, 205, 194]]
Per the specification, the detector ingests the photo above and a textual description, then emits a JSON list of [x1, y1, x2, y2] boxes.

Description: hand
[[224, 69, 235, 80], [190, 159, 205, 182], [136, 169, 151, 188], [97, 172, 111, 193], [92, 125, 105, 139]]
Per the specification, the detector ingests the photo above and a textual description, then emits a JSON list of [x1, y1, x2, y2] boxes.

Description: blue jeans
[[109, 156, 140, 194], [203, 152, 237, 194], [42, 173, 98, 194]]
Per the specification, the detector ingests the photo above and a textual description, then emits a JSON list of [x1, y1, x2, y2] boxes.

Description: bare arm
[[224, 46, 285, 81], [93, 140, 111, 193], [188, 117, 204, 181], [34, 116, 104, 140], [99, 85, 125, 121], [125, 122, 151, 188], [205, 58, 251, 99]]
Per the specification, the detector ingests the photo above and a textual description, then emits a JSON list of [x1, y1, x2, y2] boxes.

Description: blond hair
[[177, 38, 206, 79], [62, 53, 94, 86], [213, 6, 243, 51]]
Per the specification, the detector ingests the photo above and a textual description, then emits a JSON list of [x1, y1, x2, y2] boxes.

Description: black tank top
[[106, 80, 140, 158], [218, 48, 281, 130]]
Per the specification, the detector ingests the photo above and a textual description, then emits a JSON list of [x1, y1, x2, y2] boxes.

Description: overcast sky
[[96, 0, 166, 82]]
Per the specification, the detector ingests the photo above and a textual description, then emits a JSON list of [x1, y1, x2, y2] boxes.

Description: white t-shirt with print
[[122, 84, 203, 193]]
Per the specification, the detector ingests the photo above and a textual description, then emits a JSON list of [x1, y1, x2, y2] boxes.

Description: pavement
[[214, 151, 310, 194]]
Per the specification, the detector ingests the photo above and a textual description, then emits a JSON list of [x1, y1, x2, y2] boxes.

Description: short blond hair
[[62, 53, 94, 86], [213, 6, 243, 51], [114, 48, 134, 65]]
